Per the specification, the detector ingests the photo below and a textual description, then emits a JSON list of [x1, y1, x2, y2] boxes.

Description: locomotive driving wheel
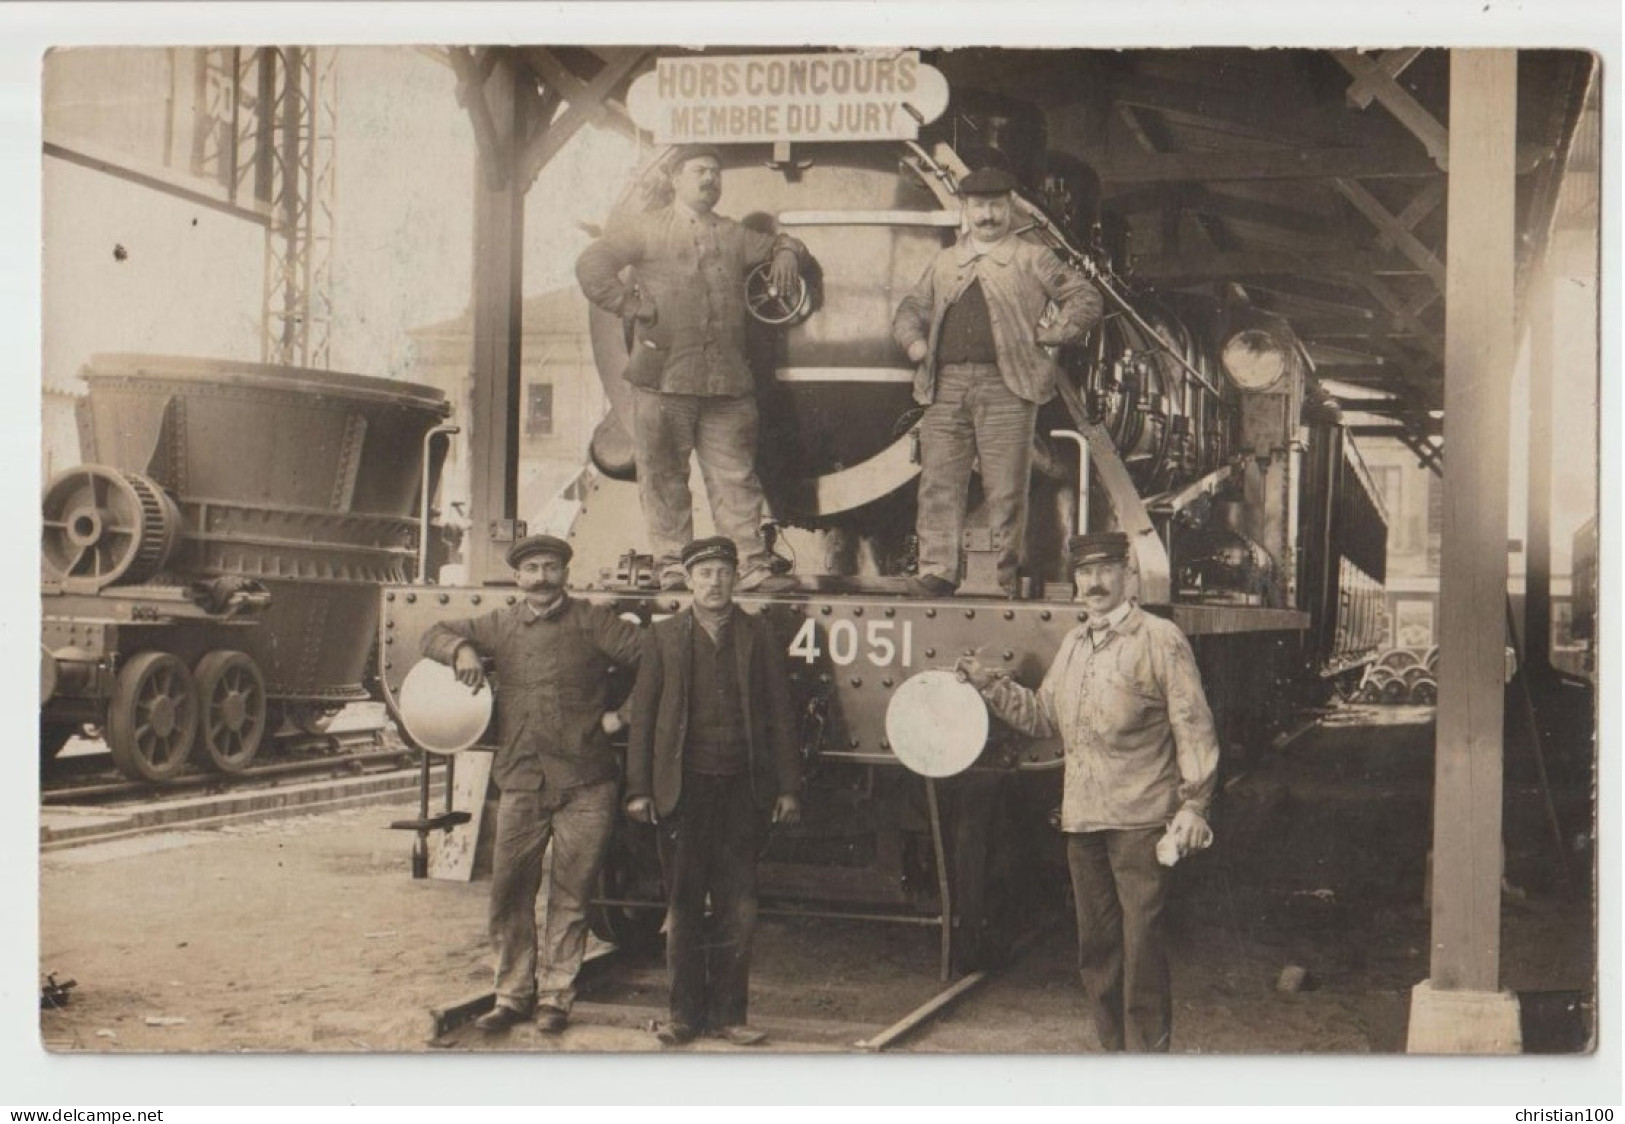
[[107, 651, 199, 782], [744, 260, 810, 326], [195, 651, 268, 773]]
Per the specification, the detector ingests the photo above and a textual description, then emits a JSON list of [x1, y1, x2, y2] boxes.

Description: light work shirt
[[981, 602, 1219, 831], [892, 231, 1102, 407]]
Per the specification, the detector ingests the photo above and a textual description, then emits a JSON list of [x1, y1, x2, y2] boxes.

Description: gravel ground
[[37, 713, 1595, 1058]]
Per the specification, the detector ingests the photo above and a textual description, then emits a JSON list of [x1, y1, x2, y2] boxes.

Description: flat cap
[[669, 143, 723, 170], [959, 166, 1017, 196], [1068, 531, 1131, 568], [506, 534, 573, 569], [680, 535, 739, 569]]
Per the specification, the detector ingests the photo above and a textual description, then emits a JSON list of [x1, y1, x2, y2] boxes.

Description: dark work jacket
[[626, 606, 802, 819], [421, 597, 641, 794]]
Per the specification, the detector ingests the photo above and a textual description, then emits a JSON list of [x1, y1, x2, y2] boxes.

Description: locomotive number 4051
[[787, 617, 915, 668]]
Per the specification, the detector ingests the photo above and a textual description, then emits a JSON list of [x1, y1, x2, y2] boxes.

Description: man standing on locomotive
[[576, 144, 808, 594], [623, 535, 803, 1047], [956, 531, 1218, 1052], [421, 534, 642, 1035], [893, 166, 1103, 598]]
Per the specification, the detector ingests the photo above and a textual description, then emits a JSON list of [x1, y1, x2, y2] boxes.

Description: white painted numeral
[[865, 620, 896, 666], [787, 616, 916, 668], [828, 619, 859, 665], [788, 618, 821, 664]]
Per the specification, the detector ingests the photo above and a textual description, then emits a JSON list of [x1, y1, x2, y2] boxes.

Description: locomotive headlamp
[[1221, 327, 1293, 391], [1220, 309, 1304, 393]]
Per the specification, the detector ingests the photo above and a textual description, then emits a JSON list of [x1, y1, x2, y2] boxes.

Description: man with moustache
[[956, 531, 1219, 1052], [624, 536, 803, 1047], [421, 535, 642, 1035], [576, 144, 808, 594], [893, 166, 1103, 597]]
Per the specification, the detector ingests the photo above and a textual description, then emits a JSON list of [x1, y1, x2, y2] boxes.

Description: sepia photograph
[[7, 2, 1619, 1108]]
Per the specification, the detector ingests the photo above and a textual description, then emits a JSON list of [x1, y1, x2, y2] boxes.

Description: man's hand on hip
[[628, 290, 658, 328], [906, 339, 929, 363]]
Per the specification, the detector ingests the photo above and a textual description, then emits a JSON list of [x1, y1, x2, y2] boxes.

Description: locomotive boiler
[[41, 355, 451, 782], [379, 109, 1386, 975]]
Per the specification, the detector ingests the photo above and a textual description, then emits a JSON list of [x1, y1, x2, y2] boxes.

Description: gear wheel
[[41, 466, 183, 588]]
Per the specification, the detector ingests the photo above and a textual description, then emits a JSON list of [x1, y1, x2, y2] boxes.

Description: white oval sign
[[885, 668, 989, 778], [397, 658, 493, 755]]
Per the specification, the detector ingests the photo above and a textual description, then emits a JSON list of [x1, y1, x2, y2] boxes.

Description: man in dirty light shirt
[[956, 530, 1218, 1052]]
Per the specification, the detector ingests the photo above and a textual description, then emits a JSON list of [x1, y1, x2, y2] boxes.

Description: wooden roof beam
[[1344, 48, 1426, 109], [1109, 72, 1389, 149], [1358, 274, 1444, 359], [517, 48, 649, 189], [1332, 178, 1446, 289], [1131, 249, 1424, 283], [522, 47, 641, 135], [1305, 341, 1387, 367], [1187, 187, 1333, 237], [1093, 144, 1544, 185], [1331, 49, 1450, 169], [1116, 103, 1234, 252], [1243, 283, 1376, 320]]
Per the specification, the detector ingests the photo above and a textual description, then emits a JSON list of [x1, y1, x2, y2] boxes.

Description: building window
[[526, 383, 554, 437]]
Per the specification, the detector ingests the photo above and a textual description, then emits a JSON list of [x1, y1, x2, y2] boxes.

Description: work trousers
[[656, 770, 765, 1030], [914, 362, 1037, 591], [631, 387, 770, 575], [488, 778, 617, 1014], [1067, 827, 1174, 1052]]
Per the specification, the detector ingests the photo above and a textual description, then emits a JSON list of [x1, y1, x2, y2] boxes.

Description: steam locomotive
[[379, 98, 1388, 976]]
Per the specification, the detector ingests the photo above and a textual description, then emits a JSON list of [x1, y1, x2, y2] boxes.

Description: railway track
[[41, 726, 414, 808], [428, 916, 1051, 1052]]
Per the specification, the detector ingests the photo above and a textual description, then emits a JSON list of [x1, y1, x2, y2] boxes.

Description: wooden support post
[[1408, 49, 1522, 1054], [465, 51, 528, 585]]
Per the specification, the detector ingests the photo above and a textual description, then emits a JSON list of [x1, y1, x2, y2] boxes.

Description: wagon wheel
[[1360, 666, 1395, 704], [1409, 677, 1438, 706], [744, 260, 810, 326], [1424, 646, 1439, 674], [1379, 675, 1410, 705], [1376, 648, 1421, 673], [195, 651, 268, 773], [589, 823, 665, 953], [107, 652, 199, 782]]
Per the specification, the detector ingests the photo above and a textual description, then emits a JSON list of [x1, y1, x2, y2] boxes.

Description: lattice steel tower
[[194, 47, 338, 369]]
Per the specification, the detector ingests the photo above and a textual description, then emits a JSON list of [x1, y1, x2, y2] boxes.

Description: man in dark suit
[[624, 535, 803, 1046]]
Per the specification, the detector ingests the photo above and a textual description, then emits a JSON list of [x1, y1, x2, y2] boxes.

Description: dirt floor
[[37, 707, 1597, 1057]]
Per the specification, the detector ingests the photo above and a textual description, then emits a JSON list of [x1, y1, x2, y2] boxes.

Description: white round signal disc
[[397, 658, 493, 754], [885, 669, 989, 778]]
